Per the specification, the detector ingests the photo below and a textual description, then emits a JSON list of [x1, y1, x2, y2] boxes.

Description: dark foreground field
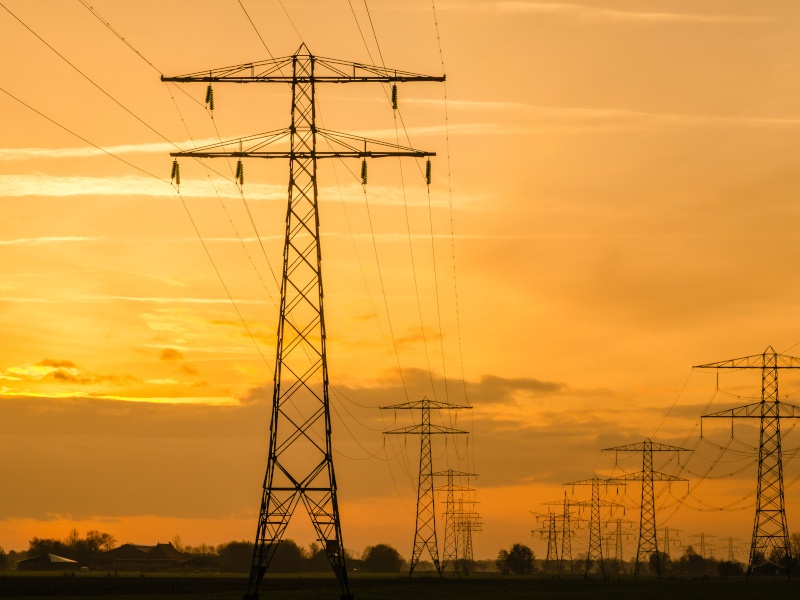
[[0, 573, 797, 600]]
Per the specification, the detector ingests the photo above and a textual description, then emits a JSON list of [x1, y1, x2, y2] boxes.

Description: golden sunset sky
[[2, 0, 800, 564]]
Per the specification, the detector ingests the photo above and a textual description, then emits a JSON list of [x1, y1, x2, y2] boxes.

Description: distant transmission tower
[[455, 499, 481, 573], [720, 537, 742, 563], [544, 494, 581, 572], [565, 475, 622, 577], [604, 438, 690, 576], [697, 346, 800, 577], [434, 469, 477, 574], [383, 398, 469, 575], [658, 526, 681, 558], [690, 533, 716, 559], [163, 46, 443, 600]]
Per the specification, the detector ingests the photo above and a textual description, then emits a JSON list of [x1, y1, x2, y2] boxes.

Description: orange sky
[[3, 0, 800, 564]]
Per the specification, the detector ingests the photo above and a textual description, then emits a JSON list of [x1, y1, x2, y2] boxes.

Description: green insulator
[[425, 159, 432, 185], [391, 84, 398, 110], [170, 159, 178, 180], [175, 162, 181, 186], [361, 158, 368, 185], [205, 84, 213, 104], [236, 159, 244, 185]]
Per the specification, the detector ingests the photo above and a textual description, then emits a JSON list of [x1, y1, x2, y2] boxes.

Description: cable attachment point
[[170, 159, 181, 188], [205, 83, 214, 113], [236, 159, 244, 186], [391, 84, 398, 110], [361, 158, 368, 185], [425, 158, 432, 186]]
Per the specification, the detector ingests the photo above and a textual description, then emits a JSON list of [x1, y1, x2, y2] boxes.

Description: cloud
[[180, 364, 200, 376], [2, 359, 136, 387], [159, 348, 184, 361], [0, 138, 220, 161], [0, 236, 101, 246], [439, 1, 771, 24]]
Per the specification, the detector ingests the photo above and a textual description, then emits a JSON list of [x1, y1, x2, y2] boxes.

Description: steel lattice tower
[[690, 533, 715, 559], [544, 495, 581, 572], [613, 519, 624, 563], [543, 512, 559, 567], [659, 527, 681, 559], [163, 47, 443, 600], [697, 346, 800, 577], [383, 398, 469, 576], [604, 439, 689, 576], [565, 476, 621, 577], [434, 469, 476, 573]]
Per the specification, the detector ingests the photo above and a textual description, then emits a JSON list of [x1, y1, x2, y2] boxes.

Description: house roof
[[18, 553, 78, 564]]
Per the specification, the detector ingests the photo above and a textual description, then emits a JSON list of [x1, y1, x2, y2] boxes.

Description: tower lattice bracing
[[614, 519, 623, 563], [434, 469, 476, 573], [163, 47, 443, 600], [565, 476, 621, 577], [545, 512, 559, 567], [383, 398, 469, 576], [561, 497, 573, 571], [604, 438, 689, 576], [697, 346, 800, 577]]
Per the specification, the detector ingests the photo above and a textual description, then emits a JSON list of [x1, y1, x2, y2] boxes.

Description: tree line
[[0, 530, 407, 573]]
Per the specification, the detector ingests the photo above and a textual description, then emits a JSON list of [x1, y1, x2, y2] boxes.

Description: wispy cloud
[[0, 138, 220, 161], [440, 1, 771, 23], [0, 175, 464, 206], [0, 236, 101, 246]]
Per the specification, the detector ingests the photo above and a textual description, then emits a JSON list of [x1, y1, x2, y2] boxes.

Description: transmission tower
[[383, 398, 470, 575], [564, 475, 622, 577], [532, 510, 560, 568], [163, 47, 443, 600], [658, 526, 682, 559], [455, 499, 482, 573], [604, 438, 690, 576], [697, 346, 800, 577], [720, 537, 743, 563], [690, 533, 716, 559], [434, 469, 477, 574], [544, 494, 582, 572], [608, 519, 636, 564]]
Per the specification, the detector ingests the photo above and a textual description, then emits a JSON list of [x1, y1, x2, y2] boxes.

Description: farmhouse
[[16, 553, 79, 571], [100, 542, 187, 572]]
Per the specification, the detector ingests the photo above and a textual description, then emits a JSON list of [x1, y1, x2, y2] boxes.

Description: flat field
[[0, 573, 797, 600]]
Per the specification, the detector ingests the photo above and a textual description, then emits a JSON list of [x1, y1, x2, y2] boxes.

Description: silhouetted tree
[[496, 544, 534, 575], [361, 544, 404, 572], [28, 537, 69, 559], [718, 560, 744, 578], [216, 541, 254, 572], [271, 539, 308, 572]]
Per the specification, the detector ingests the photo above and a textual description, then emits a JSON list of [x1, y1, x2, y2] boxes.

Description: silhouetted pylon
[[163, 45, 443, 600], [383, 398, 470, 576], [434, 469, 477, 574], [697, 346, 800, 577], [604, 438, 690, 576], [565, 475, 622, 577]]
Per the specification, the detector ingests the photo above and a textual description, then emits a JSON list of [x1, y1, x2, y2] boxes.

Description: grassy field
[[0, 572, 798, 599]]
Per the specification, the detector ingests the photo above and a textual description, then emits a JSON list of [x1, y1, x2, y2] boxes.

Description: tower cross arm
[[693, 347, 800, 370], [161, 53, 445, 84], [383, 424, 468, 435], [702, 401, 800, 419], [380, 399, 471, 411], [563, 476, 615, 486], [602, 441, 692, 453], [608, 471, 687, 483], [169, 128, 436, 160]]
